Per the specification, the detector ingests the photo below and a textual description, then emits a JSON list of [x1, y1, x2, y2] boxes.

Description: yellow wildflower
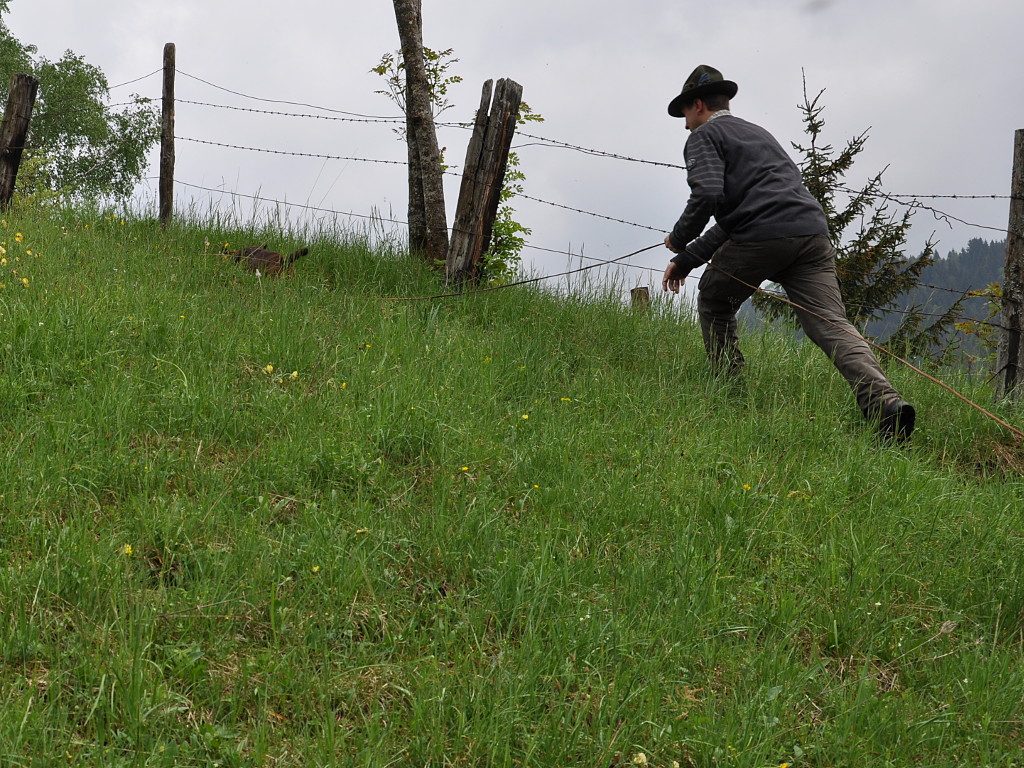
[[121, 544, 133, 556], [0, 245, 6, 255], [0, 258, 6, 266], [521, 413, 530, 421], [289, 370, 299, 381], [20, 277, 29, 288], [560, 397, 573, 402], [263, 364, 274, 374], [632, 754, 647, 767], [461, 466, 470, 472], [532, 484, 540, 489], [340, 381, 348, 390], [311, 565, 320, 573], [14, 232, 23, 243], [742, 483, 752, 492], [25, 249, 32, 256]]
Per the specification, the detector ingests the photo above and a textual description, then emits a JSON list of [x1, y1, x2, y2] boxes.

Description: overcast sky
[[6, 0, 1024, 295]]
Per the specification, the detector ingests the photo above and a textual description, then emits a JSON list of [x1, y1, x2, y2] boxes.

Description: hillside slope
[[1, 207, 1023, 766]]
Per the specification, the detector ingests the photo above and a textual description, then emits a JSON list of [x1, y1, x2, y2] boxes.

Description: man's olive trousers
[[696, 234, 902, 418]]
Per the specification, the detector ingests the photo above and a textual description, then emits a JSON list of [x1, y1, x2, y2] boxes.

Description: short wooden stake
[[631, 286, 652, 311]]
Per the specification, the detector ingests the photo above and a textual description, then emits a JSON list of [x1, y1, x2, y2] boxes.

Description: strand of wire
[[175, 136, 417, 168], [175, 69, 403, 120], [108, 68, 162, 90], [175, 99, 406, 124], [159, 95, 684, 169], [172, 136, 671, 229], [438, 120, 686, 170], [831, 183, 1024, 239]]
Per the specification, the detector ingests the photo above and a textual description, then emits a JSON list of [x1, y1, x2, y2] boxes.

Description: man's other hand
[[662, 261, 690, 294]]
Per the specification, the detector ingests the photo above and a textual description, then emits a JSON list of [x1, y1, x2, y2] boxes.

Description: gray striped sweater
[[669, 112, 828, 270]]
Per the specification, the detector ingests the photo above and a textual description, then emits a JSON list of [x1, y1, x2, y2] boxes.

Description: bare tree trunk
[[392, 0, 448, 264], [405, 76, 426, 254]]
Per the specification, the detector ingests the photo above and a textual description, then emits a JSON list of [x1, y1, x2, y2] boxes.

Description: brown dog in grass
[[227, 244, 310, 276]]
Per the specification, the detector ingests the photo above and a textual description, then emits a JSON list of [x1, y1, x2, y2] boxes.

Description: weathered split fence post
[[996, 128, 1024, 401], [447, 78, 524, 285], [159, 43, 175, 227], [0, 73, 40, 210]]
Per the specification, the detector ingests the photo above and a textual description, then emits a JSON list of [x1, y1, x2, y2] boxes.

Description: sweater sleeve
[[670, 224, 727, 270], [668, 128, 726, 258]]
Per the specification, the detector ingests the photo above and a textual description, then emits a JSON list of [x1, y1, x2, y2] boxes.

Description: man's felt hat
[[668, 65, 738, 118]]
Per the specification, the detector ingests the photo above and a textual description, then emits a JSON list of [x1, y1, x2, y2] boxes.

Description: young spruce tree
[[753, 77, 967, 359]]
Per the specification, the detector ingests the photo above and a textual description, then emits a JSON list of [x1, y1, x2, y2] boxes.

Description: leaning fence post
[[447, 78, 524, 285], [159, 43, 176, 227], [996, 128, 1024, 401], [0, 73, 39, 210]]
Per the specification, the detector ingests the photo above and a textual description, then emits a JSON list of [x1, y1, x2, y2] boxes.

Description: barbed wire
[[175, 136, 415, 168], [439, 121, 686, 170], [512, 192, 663, 233], [175, 69, 403, 120], [172, 135, 676, 230], [175, 99, 405, 124]]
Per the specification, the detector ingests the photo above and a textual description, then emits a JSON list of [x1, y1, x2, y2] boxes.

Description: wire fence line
[[161, 82, 1023, 202], [175, 132, 1023, 244], [169, 178, 667, 277], [172, 178, 1022, 335], [115, 66, 1023, 308], [175, 69, 403, 120]]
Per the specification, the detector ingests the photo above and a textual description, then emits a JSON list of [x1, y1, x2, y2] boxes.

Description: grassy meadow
[[1, 204, 1023, 766]]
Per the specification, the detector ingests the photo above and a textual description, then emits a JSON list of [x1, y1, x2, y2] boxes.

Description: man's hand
[[664, 234, 682, 254], [662, 260, 690, 294]]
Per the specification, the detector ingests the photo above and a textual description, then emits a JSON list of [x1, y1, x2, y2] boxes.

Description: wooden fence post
[[631, 286, 651, 311], [0, 73, 39, 210], [159, 43, 175, 227], [447, 78, 523, 285], [996, 128, 1024, 401]]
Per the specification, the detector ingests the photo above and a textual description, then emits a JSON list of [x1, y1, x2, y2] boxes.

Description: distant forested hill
[[865, 238, 1005, 342], [739, 238, 1006, 359]]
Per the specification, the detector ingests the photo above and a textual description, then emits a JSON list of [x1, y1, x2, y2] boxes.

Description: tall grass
[[0, 204, 1022, 767]]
